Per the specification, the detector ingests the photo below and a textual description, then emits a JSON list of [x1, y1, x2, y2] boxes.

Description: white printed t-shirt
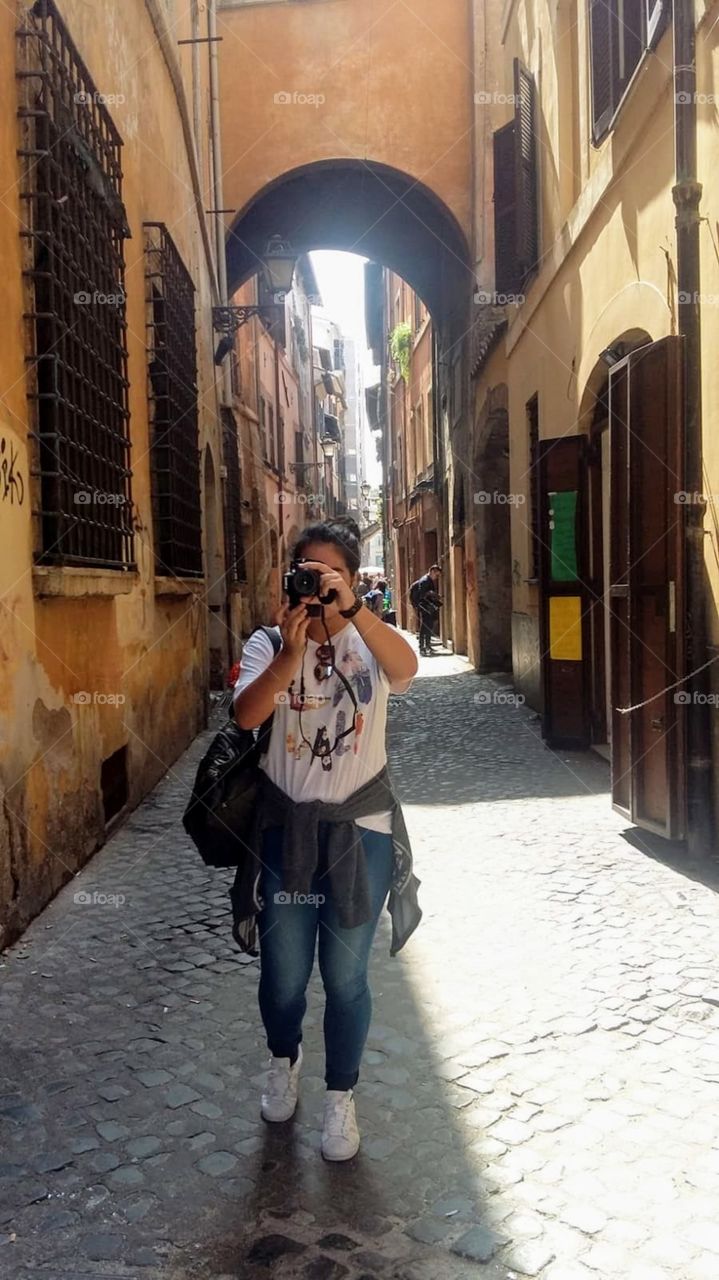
[[234, 624, 394, 833]]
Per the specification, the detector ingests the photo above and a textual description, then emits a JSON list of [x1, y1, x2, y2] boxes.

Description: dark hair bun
[[330, 515, 361, 542], [292, 517, 362, 575]]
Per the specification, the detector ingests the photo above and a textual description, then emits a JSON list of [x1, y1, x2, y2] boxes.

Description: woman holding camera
[[233, 517, 420, 1161]]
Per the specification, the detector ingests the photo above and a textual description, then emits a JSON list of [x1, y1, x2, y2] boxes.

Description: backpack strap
[[253, 624, 282, 753], [258, 624, 282, 656]]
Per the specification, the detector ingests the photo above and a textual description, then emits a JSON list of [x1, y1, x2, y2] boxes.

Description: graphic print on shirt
[[234, 626, 394, 829], [336, 649, 373, 705], [334, 709, 350, 756], [283, 654, 372, 771], [284, 682, 330, 714]]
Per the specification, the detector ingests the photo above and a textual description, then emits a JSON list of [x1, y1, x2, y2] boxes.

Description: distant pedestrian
[[357, 573, 373, 599], [233, 517, 421, 1161], [409, 565, 443, 655], [365, 579, 387, 618]]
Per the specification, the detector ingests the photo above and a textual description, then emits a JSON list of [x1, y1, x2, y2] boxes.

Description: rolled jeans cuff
[[325, 1068, 359, 1091]]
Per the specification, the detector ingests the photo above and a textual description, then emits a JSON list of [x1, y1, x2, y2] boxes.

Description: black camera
[[283, 561, 337, 614]]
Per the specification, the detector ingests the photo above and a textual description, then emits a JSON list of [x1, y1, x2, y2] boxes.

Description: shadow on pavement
[[620, 825, 719, 894], [390, 667, 610, 805]]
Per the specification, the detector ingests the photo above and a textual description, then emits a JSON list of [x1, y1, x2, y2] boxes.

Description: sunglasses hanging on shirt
[[297, 618, 359, 768], [314, 642, 334, 683]]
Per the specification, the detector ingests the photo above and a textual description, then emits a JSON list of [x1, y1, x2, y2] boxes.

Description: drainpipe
[[275, 339, 284, 543], [208, 0, 235, 659], [207, 0, 231, 409], [191, 0, 202, 154], [672, 0, 712, 852]]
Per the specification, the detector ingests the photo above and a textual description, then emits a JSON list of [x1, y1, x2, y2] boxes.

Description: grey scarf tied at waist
[[230, 765, 422, 956]]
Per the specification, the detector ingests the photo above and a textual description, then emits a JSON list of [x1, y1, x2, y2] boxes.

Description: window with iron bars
[[17, 0, 134, 570], [221, 409, 247, 585], [144, 222, 203, 578]]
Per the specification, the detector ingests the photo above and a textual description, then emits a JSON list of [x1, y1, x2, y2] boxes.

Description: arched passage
[[226, 161, 472, 343]]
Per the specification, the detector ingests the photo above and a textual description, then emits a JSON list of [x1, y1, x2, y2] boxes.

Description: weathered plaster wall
[[0, 0, 224, 947]]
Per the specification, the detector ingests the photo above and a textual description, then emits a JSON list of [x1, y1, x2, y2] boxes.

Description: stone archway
[[226, 161, 472, 348]]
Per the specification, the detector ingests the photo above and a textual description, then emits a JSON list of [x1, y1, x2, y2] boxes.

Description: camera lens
[[293, 568, 319, 596]]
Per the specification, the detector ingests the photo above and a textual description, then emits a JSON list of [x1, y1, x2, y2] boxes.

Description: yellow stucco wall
[[0, 0, 226, 945], [483, 0, 719, 744]]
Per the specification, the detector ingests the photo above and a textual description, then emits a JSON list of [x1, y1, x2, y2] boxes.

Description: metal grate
[[221, 408, 247, 584], [17, 0, 134, 570], [144, 222, 203, 577]]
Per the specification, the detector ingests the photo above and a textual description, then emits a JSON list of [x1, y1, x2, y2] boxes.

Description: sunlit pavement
[[3, 648, 719, 1279]]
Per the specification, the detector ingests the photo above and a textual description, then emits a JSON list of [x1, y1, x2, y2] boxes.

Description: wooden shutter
[[589, 0, 614, 143], [493, 120, 518, 296], [513, 60, 538, 282], [608, 337, 686, 837], [538, 436, 591, 748]]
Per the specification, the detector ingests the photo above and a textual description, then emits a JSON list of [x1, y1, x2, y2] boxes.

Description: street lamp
[[262, 235, 297, 296], [212, 236, 297, 362], [360, 480, 372, 501], [320, 435, 338, 461]]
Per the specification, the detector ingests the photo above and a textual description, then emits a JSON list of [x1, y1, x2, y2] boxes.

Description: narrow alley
[[2, 652, 719, 1280]]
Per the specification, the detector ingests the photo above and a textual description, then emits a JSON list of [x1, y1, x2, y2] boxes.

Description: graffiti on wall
[[0, 436, 25, 506]]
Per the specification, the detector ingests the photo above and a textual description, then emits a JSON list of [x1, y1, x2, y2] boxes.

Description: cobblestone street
[[3, 647, 719, 1280]]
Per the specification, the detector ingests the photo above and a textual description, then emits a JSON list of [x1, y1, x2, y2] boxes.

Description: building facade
[[311, 310, 349, 520], [1, 0, 235, 946], [229, 256, 323, 626], [372, 271, 442, 634], [471, 0, 719, 844]]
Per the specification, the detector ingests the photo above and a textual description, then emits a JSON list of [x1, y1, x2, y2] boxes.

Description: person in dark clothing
[[409, 565, 442, 655], [365, 579, 387, 617]]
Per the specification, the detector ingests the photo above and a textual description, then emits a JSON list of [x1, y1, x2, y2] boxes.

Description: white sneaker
[[261, 1044, 303, 1122], [321, 1089, 360, 1161]]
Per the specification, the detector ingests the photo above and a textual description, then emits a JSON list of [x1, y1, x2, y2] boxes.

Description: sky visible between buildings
[[310, 249, 382, 487]]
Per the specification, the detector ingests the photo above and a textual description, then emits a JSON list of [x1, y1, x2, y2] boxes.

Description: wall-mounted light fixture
[[599, 341, 627, 368], [212, 236, 297, 363]]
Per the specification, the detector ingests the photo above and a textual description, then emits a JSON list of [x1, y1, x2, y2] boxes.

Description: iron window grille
[[144, 221, 203, 578], [17, 0, 134, 570], [221, 408, 247, 585]]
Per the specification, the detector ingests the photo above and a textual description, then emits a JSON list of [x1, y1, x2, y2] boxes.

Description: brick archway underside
[[226, 162, 472, 337]]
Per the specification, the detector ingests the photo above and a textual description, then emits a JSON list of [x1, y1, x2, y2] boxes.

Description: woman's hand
[[297, 560, 356, 612], [277, 602, 311, 658]]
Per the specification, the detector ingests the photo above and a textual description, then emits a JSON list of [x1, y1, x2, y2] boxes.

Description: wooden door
[[608, 336, 686, 837], [538, 436, 592, 747]]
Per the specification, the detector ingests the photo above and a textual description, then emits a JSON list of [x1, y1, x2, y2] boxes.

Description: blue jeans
[[257, 823, 394, 1091]]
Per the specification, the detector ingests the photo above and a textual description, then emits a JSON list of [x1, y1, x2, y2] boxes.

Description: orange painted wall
[[217, 0, 474, 237]]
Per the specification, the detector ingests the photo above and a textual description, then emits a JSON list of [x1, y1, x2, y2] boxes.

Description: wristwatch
[[339, 596, 364, 619]]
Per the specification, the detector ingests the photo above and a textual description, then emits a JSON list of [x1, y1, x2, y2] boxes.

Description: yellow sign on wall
[[549, 596, 583, 660]]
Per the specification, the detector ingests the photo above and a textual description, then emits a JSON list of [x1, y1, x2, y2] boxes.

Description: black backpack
[[409, 578, 423, 609], [182, 627, 281, 868]]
